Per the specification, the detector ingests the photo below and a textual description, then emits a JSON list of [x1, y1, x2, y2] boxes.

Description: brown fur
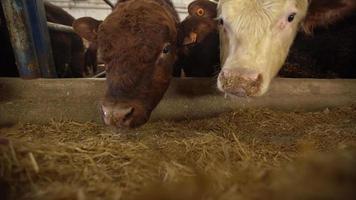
[[72, 17, 102, 75], [101, 0, 177, 94], [93, 0, 179, 128], [175, 0, 220, 77], [302, 0, 356, 33]]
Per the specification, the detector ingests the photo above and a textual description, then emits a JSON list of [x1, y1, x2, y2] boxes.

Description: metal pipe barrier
[[47, 21, 75, 33], [1, 0, 57, 78]]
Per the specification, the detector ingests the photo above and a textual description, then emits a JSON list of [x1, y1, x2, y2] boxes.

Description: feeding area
[[1, 105, 356, 199], [1, 78, 356, 200], [1, 0, 356, 199]]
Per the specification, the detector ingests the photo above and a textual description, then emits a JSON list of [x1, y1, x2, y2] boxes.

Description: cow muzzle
[[101, 103, 149, 129], [217, 67, 263, 97]]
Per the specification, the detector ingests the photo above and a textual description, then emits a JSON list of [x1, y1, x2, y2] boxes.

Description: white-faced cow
[[217, 0, 356, 97]]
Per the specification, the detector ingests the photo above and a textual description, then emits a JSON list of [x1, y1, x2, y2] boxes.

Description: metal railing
[[2, 0, 57, 78], [4, 0, 198, 79], [47, 21, 75, 33], [46, 21, 106, 78], [1, 0, 106, 78]]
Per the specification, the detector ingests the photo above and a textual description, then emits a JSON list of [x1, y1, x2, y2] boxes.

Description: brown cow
[[0, 1, 85, 78], [73, 0, 179, 128], [174, 0, 220, 77]]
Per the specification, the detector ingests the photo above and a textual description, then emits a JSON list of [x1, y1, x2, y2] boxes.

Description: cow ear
[[302, 0, 356, 34], [187, 1, 196, 16], [72, 17, 102, 42]]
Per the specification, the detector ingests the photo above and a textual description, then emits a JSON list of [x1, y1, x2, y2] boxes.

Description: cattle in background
[[77, 18, 103, 76], [279, 12, 356, 78], [0, 1, 86, 78], [175, 0, 356, 79], [73, 0, 179, 128], [217, 0, 356, 97], [45, 1, 86, 77], [174, 0, 220, 77], [83, 41, 99, 75]]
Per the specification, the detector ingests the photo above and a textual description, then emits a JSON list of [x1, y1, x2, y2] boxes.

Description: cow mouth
[[217, 69, 263, 97]]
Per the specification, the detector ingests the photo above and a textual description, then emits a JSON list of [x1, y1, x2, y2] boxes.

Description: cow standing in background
[[279, 9, 356, 78], [0, 1, 86, 78], [73, 0, 179, 128], [217, 0, 356, 97], [45, 1, 85, 77], [174, 0, 220, 77]]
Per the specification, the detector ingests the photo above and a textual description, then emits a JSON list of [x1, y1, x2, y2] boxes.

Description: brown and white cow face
[[217, 0, 309, 97]]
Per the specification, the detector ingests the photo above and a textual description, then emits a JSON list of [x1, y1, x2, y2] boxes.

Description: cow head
[[73, 1, 178, 128], [217, 0, 356, 97], [179, 0, 218, 47], [174, 0, 220, 77]]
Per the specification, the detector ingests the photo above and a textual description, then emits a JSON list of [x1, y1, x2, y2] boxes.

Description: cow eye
[[162, 43, 172, 54], [196, 8, 205, 16], [287, 13, 296, 22]]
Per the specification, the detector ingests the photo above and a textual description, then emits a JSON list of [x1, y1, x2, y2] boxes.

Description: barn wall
[[47, 0, 190, 20]]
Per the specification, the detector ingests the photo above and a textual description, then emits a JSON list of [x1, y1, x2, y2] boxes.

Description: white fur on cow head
[[217, 0, 308, 96]]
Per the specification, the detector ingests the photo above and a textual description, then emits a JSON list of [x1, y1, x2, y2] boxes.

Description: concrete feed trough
[[1, 77, 356, 125]]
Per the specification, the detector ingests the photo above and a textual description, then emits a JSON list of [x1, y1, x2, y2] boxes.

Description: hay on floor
[[1, 106, 356, 200]]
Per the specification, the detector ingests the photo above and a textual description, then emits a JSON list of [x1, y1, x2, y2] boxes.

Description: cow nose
[[114, 107, 135, 127], [218, 68, 262, 97], [101, 105, 135, 128], [101, 103, 150, 128]]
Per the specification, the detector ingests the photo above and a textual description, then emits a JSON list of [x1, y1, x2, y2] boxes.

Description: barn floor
[[1, 106, 356, 200]]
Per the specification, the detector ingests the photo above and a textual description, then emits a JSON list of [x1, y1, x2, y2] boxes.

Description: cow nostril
[[122, 107, 135, 122]]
